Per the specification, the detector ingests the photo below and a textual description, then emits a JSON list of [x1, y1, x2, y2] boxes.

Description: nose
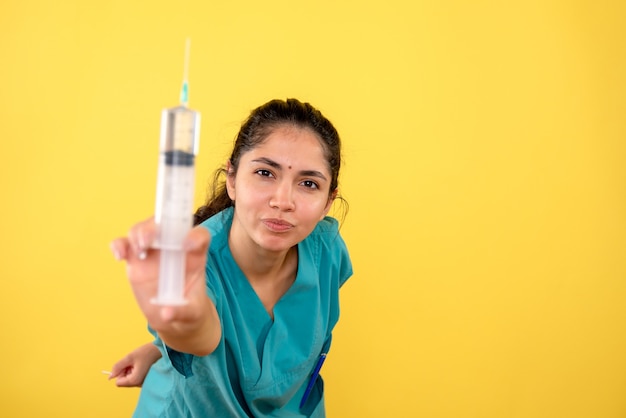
[[269, 181, 295, 211]]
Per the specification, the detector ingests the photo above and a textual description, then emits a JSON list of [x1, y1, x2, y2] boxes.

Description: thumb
[[183, 226, 211, 253], [160, 306, 176, 322]]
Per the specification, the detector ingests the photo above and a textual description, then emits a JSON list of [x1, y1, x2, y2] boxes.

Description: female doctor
[[110, 98, 353, 417]]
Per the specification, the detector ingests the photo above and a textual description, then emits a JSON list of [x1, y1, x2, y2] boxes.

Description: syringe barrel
[[159, 105, 200, 156], [152, 106, 200, 306]]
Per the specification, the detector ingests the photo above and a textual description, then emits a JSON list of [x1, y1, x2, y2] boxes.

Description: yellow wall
[[1, 1, 625, 416]]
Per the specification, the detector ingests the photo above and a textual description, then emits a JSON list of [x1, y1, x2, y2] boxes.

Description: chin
[[257, 235, 298, 253]]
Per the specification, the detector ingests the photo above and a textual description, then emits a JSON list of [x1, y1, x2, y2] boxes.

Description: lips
[[262, 218, 294, 232]]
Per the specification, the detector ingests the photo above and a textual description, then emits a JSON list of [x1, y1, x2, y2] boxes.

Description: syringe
[[151, 39, 200, 306]]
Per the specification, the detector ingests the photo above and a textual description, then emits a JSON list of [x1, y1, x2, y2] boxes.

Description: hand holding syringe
[[151, 39, 200, 306]]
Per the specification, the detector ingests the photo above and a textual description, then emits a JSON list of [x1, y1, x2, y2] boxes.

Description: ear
[[320, 189, 338, 220], [225, 161, 236, 201]]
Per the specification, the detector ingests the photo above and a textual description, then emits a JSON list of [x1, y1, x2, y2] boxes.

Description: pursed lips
[[262, 218, 294, 232]]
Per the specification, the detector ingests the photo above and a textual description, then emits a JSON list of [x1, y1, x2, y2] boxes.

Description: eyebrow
[[251, 157, 328, 181]]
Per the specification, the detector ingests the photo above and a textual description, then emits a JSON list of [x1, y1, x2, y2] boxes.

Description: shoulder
[[312, 216, 340, 236], [305, 216, 344, 252], [199, 207, 233, 247], [303, 216, 353, 286]]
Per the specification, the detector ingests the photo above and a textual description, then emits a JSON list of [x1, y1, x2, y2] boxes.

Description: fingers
[[128, 217, 156, 260], [109, 355, 142, 386], [110, 217, 157, 262], [110, 354, 132, 378], [110, 238, 129, 261], [182, 226, 211, 277], [114, 368, 143, 387], [109, 366, 129, 381], [112, 218, 207, 262], [109, 364, 136, 386]]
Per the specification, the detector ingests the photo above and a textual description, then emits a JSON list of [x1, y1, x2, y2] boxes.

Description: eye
[[255, 169, 274, 178], [300, 180, 319, 189]]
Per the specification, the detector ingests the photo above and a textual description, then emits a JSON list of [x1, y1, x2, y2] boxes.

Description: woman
[[110, 98, 353, 417]]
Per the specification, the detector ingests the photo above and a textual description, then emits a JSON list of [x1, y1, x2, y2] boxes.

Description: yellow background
[[1, 0, 625, 416]]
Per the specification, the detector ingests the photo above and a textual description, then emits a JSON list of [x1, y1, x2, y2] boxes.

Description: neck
[[228, 227, 298, 319], [232, 241, 297, 284]]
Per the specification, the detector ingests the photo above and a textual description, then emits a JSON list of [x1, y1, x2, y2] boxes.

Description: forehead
[[247, 125, 330, 170]]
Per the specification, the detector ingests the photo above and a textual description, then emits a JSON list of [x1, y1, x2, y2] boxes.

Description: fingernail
[[138, 250, 147, 260], [110, 243, 122, 261], [138, 233, 147, 251]]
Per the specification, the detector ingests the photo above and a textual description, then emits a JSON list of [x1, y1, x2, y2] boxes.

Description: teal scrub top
[[134, 207, 353, 417]]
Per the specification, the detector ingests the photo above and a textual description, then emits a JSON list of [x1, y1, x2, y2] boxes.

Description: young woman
[[110, 98, 353, 417]]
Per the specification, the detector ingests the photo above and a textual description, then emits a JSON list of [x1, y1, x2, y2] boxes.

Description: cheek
[[303, 199, 330, 220], [236, 181, 268, 206]]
